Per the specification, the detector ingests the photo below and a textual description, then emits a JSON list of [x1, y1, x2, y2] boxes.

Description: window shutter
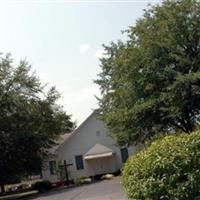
[[49, 161, 56, 175], [75, 155, 84, 170], [120, 147, 129, 163]]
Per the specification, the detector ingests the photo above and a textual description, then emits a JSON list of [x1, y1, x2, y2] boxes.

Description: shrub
[[74, 176, 91, 185], [6, 176, 21, 184], [101, 174, 114, 180], [122, 131, 200, 200], [32, 180, 52, 192]]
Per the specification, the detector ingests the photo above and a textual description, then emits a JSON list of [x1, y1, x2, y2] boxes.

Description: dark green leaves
[[0, 54, 74, 187], [96, 0, 200, 144]]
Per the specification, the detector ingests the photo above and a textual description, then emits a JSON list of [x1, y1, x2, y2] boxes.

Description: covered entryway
[[84, 143, 117, 176]]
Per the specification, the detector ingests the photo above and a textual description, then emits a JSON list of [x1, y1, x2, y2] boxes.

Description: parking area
[[28, 177, 127, 200]]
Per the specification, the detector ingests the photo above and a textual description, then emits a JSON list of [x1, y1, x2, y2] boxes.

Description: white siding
[[42, 160, 60, 182], [42, 112, 141, 181]]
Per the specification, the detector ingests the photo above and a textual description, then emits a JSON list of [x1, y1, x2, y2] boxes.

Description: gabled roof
[[49, 133, 72, 154], [58, 133, 72, 144], [56, 111, 97, 151], [84, 143, 114, 160]]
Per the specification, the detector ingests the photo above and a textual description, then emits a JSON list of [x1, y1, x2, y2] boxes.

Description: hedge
[[122, 131, 200, 200], [32, 180, 52, 192]]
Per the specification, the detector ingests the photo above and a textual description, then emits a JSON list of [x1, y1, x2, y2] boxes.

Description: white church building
[[42, 112, 141, 183]]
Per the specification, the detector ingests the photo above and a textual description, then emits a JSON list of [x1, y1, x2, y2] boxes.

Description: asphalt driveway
[[28, 177, 127, 200]]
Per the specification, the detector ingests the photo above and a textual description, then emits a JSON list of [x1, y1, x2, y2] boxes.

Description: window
[[120, 147, 129, 163], [96, 131, 101, 136], [49, 160, 56, 175], [75, 155, 84, 170]]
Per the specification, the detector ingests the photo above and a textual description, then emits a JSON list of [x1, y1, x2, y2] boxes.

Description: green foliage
[[122, 130, 200, 200], [32, 180, 52, 192], [95, 0, 200, 145], [0, 53, 74, 190]]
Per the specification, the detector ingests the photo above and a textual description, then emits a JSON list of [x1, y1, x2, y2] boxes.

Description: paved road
[[28, 177, 127, 200]]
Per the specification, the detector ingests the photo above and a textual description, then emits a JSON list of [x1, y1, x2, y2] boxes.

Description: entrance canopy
[[84, 143, 114, 160]]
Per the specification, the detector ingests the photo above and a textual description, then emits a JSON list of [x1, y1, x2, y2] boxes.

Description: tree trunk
[[0, 183, 5, 193]]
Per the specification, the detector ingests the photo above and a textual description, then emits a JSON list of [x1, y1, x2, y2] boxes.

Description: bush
[[6, 176, 21, 184], [32, 180, 52, 192], [74, 176, 92, 185], [122, 131, 200, 200], [101, 174, 114, 180]]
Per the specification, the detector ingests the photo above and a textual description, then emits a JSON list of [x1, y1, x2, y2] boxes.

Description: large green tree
[[0, 54, 74, 193], [96, 0, 200, 145]]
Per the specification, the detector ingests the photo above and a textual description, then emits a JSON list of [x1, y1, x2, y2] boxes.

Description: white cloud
[[79, 43, 91, 54], [37, 72, 50, 83], [57, 84, 101, 125]]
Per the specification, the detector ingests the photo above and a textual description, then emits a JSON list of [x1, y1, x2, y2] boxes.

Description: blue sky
[[0, 0, 160, 124]]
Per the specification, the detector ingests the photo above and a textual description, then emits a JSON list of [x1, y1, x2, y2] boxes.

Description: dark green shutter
[[75, 155, 84, 170], [49, 161, 56, 175], [120, 147, 129, 163]]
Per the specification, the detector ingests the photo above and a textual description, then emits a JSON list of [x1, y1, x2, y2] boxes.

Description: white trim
[[84, 152, 113, 160]]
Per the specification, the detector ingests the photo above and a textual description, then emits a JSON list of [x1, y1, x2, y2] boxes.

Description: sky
[[0, 0, 161, 124]]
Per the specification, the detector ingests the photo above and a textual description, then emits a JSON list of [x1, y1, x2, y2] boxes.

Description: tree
[[0, 54, 74, 193], [95, 0, 200, 145]]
